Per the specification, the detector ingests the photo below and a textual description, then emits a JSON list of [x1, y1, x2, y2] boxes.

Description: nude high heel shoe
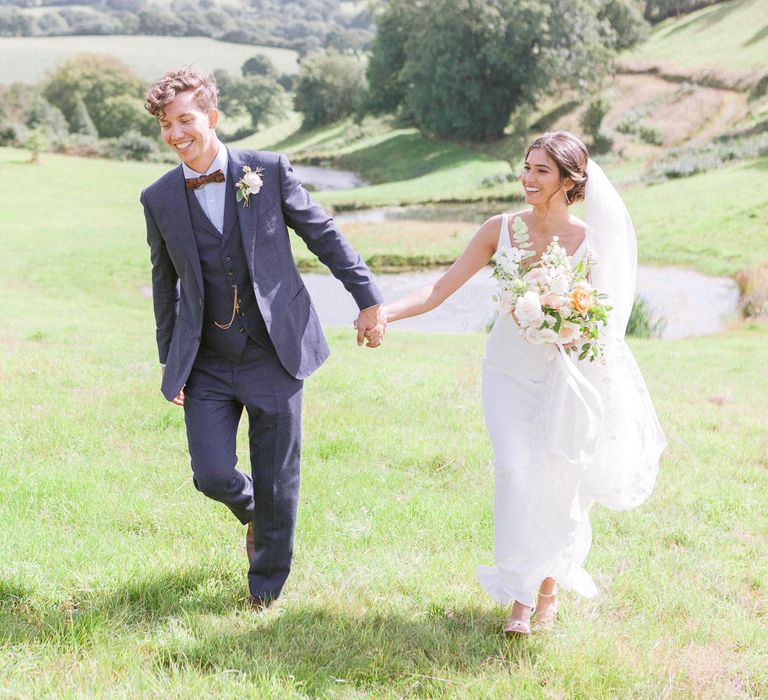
[[532, 590, 558, 631], [503, 603, 533, 636]]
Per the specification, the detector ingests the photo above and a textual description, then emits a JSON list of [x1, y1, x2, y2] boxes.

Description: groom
[[140, 68, 385, 608]]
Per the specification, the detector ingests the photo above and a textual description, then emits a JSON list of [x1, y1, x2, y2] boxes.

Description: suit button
[[224, 256, 231, 262], [228, 271, 234, 277], [198, 297, 202, 306], [239, 328, 245, 333]]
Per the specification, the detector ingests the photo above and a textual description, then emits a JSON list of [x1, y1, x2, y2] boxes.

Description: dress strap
[[498, 213, 513, 251]]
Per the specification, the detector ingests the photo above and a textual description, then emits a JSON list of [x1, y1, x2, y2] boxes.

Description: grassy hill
[[622, 0, 768, 88], [0, 35, 299, 84]]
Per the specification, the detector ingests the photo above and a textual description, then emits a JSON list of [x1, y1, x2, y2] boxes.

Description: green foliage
[[294, 50, 367, 129], [626, 296, 666, 338], [217, 71, 287, 132], [366, 0, 619, 141], [100, 94, 156, 138], [598, 0, 649, 49], [645, 132, 768, 181], [643, 0, 723, 23], [0, 0, 375, 53], [73, 96, 98, 138], [23, 127, 47, 163], [109, 129, 161, 161], [241, 53, 277, 78], [43, 53, 144, 138], [581, 99, 607, 140]]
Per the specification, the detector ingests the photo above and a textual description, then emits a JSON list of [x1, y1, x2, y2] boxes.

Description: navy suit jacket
[[141, 147, 382, 401]]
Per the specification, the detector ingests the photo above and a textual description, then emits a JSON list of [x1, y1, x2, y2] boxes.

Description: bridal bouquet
[[492, 217, 611, 361]]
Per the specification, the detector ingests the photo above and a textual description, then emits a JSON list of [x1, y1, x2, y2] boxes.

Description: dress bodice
[[495, 213, 588, 266]]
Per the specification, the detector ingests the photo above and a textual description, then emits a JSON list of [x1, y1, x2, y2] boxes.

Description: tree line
[[0, 0, 733, 161], [0, 0, 375, 55]]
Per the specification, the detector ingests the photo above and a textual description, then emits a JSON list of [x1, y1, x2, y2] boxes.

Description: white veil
[[585, 159, 637, 337], [541, 158, 666, 512]]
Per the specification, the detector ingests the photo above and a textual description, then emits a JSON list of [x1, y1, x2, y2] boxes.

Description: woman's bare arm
[[384, 217, 500, 322]]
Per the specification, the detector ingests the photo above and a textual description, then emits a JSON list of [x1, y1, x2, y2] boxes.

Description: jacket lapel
[[165, 166, 204, 294], [228, 147, 265, 275]]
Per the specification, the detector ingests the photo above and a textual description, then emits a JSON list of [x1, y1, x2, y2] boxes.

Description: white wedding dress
[[477, 209, 666, 608]]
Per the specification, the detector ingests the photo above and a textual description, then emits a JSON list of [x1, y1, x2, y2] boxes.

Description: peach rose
[[569, 285, 595, 315]]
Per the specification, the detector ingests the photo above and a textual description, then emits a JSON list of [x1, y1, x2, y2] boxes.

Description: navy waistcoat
[[186, 182, 273, 362]]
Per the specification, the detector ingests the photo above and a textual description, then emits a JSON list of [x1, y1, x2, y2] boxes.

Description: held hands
[[354, 304, 387, 348]]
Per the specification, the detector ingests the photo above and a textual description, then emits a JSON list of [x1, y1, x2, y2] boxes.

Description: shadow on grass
[[153, 603, 541, 695], [2, 570, 540, 694]]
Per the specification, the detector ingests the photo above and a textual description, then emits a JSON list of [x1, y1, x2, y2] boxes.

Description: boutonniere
[[236, 165, 264, 207]]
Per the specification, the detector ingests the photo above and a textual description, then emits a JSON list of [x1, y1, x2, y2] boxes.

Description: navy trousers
[[183, 342, 303, 601]]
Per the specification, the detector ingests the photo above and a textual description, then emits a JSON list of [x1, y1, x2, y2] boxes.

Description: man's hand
[[354, 304, 386, 348], [171, 387, 185, 406], [162, 366, 185, 406]]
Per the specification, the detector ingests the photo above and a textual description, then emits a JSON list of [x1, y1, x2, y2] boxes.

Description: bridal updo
[[525, 131, 589, 205]]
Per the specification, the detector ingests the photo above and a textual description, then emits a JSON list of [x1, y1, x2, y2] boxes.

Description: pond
[[292, 165, 368, 191], [302, 265, 740, 340]]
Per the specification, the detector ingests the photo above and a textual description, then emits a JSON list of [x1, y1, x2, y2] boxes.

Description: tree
[[241, 54, 277, 78], [294, 50, 366, 129], [366, 0, 628, 141], [217, 71, 287, 132], [43, 54, 144, 138]]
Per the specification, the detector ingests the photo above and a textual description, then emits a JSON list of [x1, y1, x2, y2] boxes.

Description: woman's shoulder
[[568, 215, 588, 235], [507, 208, 532, 222]]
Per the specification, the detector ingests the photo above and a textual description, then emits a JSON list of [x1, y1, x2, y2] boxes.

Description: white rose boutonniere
[[236, 165, 264, 207]]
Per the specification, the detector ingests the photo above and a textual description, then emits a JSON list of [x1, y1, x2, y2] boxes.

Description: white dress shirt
[[182, 143, 228, 234]]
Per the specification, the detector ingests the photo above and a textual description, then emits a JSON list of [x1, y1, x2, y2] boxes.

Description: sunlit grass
[[1, 138, 767, 696]]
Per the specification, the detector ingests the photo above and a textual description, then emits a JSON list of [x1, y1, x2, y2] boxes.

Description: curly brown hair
[[144, 67, 218, 120], [525, 131, 589, 205]]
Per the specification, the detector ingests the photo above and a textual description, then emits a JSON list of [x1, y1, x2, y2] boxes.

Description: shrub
[[109, 130, 161, 161], [735, 264, 768, 319], [0, 120, 27, 147], [626, 296, 666, 338]]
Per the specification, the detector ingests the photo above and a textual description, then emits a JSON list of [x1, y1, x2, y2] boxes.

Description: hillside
[[622, 0, 768, 89], [0, 35, 299, 84]]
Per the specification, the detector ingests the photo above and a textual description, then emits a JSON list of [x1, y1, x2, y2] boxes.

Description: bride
[[383, 131, 666, 635]]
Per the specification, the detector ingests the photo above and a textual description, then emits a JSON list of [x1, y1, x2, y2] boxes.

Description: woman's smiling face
[[521, 148, 571, 205]]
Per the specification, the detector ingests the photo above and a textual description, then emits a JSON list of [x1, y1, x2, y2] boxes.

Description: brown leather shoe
[[249, 595, 273, 612], [245, 523, 255, 563]]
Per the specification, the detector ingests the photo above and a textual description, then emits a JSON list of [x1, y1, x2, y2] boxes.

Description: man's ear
[[208, 108, 219, 129]]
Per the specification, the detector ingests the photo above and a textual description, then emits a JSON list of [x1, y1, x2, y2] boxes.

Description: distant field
[[623, 0, 768, 84], [0, 35, 299, 84]]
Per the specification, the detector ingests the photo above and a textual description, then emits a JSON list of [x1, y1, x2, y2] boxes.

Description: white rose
[[242, 171, 263, 194], [524, 326, 558, 344], [514, 291, 544, 327]]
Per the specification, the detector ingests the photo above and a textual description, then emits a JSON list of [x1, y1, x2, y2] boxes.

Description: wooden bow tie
[[185, 169, 225, 189]]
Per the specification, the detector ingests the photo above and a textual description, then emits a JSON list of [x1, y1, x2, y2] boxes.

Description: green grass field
[[1, 143, 767, 697], [624, 0, 768, 83], [0, 35, 299, 84]]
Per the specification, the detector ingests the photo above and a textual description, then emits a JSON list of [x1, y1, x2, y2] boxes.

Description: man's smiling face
[[158, 90, 219, 173]]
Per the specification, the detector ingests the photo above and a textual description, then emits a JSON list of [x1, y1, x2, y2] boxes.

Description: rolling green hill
[[622, 0, 768, 87], [0, 35, 299, 84]]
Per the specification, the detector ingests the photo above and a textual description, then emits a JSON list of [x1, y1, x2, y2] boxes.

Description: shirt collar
[[181, 142, 228, 181]]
